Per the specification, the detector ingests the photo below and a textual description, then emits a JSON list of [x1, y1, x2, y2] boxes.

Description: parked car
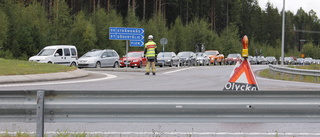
[[248, 56, 257, 65], [177, 51, 197, 66], [256, 56, 268, 65], [284, 57, 295, 65], [303, 57, 314, 65], [156, 52, 180, 67], [204, 50, 224, 65], [225, 53, 241, 65], [78, 49, 119, 68], [29, 45, 78, 67], [195, 52, 210, 66], [119, 51, 147, 68], [295, 58, 304, 65], [315, 59, 320, 65], [265, 56, 277, 65]]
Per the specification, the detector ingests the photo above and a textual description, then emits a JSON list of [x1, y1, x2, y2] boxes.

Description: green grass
[[0, 58, 77, 76], [288, 64, 320, 70], [0, 131, 102, 137], [259, 66, 320, 83]]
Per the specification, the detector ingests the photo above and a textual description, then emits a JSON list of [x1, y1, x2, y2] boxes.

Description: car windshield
[[177, 52, 190, 57], [37, 49, 55, 56], [127, 52, 142, 57], [297, 58, 304, 61], [227, 54, 238, 58], [305, 58, 312, 61], [157, 52, 171, 57], [266, 57, 274, 60], [196, 53, 204, 57], [82, 50, 102, 57], [205, 51, 218, 55]]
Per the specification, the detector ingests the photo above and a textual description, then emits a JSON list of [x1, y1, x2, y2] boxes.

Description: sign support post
[[126, 40, 128, 68], [160, 38, 168, 67]]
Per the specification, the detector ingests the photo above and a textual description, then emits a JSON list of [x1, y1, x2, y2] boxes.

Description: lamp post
[[281, 0, 285, 65]]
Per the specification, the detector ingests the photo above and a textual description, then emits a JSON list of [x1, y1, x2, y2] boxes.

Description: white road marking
[[163, 67, 196, 74], [0, 72, 116, 87], [2, 131, 320, 136]]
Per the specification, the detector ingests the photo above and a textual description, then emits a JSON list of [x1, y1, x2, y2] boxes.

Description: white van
[[29, 45, 78, 66]]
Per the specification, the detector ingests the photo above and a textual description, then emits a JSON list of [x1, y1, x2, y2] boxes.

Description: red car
[[119, 51, 147, 68], [225, 53, 242, 65]]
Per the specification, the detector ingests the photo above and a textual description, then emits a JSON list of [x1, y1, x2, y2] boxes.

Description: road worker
[[144, 35, 157, 75]]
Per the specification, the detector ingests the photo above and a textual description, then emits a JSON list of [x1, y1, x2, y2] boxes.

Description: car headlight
[[39, 57, 47, 61], [87, 59, 96, 63], [167, 59, 171, 62], [132, 60, 138, 62]]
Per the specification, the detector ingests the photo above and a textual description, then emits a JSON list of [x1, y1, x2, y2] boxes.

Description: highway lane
[[1, 65, 320, 136], [0, 65, 320, 90]]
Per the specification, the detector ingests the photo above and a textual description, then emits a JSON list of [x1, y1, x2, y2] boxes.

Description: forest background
[[0, 0, 319, 60]]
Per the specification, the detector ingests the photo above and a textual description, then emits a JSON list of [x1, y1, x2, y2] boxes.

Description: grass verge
[[259, 66, 320, 83], [0, 58, 77, 76], [288, 64, 320, 70], [0, 131, 101, 137]]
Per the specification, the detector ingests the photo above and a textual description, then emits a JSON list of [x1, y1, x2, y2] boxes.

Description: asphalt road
[[1, 65, 320, 136], [0, 65, 319, 90]]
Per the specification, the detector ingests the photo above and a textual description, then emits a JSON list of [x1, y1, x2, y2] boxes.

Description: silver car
[[156, 52, 181, 67], [303, 57, 314, 65], [195, 52, 210, 66], [265, 56, 277, 65], [78, 49, 119, 68]]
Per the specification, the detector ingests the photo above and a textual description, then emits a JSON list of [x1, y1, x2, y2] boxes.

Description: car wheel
[[113, 62, 119, 68], [169, 61, 173, 67], [138, 61, 142, 68], [70, 62, 77, 67], [95, 62, 101, 68]]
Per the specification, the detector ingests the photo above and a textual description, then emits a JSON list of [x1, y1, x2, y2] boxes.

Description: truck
[[204, 50, 224, 65]]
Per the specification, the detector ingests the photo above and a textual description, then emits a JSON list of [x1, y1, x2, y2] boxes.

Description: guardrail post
[[36, 90, 45, 137]]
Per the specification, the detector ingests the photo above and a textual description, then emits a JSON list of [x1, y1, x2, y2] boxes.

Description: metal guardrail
[[269, 64, 320, 77], [2, 90, 320, 123]]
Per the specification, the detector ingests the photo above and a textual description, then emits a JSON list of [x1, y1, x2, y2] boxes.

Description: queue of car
[[29, 45, 319, 68]]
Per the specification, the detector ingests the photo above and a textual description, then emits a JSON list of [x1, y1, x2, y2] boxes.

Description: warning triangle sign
[[223, 59, 259, 91]]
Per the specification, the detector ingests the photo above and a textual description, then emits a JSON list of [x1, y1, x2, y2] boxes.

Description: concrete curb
[[0, 67, 184, 84], [0, 69, 89, 84]]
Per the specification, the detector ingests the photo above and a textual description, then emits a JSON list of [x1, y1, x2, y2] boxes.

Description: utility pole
[[281, 0, 285, 65]]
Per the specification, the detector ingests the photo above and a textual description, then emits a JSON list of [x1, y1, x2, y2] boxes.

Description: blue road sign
[[130, 40, 144, 47], [109, 34, 144, 41], [110, 27, 144, 35], [109, 27, 144, 47]]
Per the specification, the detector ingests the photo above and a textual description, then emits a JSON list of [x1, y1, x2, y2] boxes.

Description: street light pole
[[281, 0, 285, 65]]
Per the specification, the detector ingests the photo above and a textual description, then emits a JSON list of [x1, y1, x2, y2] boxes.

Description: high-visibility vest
[[145, 41, 157, 57]]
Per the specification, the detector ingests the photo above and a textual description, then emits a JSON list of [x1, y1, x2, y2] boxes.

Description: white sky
[[258, 0, 320, 16]]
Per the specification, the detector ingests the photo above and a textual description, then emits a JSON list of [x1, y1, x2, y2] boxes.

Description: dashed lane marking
[[163, 67, 196, 74]]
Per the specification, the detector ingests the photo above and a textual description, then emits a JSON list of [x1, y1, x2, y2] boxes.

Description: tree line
[[0, 0, 320, 60]]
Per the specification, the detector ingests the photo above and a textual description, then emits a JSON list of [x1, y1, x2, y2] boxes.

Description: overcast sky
[[258, 0, 320, 16]]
